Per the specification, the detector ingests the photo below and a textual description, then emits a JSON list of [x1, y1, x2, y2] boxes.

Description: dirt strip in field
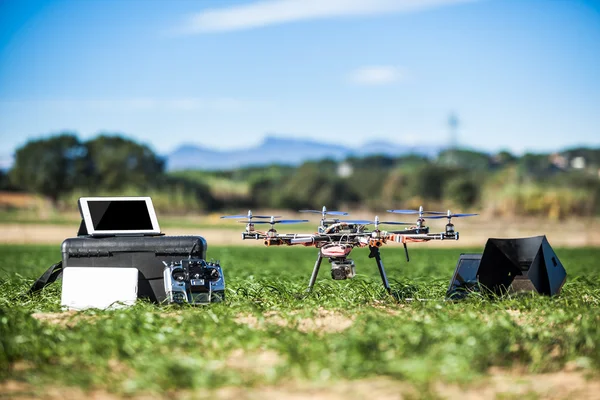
[[0, 218, 599, 247], [0, 224, 247, 246], [2, 371, 600, 400]]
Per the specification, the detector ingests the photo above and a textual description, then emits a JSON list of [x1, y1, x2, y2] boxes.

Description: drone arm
[[382, 230, 460, 244], [242, 232, 267, 240], [390, 233, 442, 241], [263, 233, 320, 246], [289, 236, 315, 245]]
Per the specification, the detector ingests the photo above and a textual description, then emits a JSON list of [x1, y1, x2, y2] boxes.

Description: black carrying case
[[61, 235, 207, 303]]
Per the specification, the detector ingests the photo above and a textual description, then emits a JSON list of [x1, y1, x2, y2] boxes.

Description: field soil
[[3, 371, 600, 400], [1, 216, 599, 247]]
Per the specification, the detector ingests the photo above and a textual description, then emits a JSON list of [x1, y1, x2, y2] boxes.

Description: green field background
[[1, 245, 600, 397]]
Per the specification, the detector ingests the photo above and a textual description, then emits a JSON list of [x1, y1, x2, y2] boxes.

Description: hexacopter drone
[[221, 206, 477, 293]]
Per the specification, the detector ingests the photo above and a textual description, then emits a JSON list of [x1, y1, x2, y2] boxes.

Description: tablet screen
[[88, 200, 153, 230], [78, 196, 161, 236]]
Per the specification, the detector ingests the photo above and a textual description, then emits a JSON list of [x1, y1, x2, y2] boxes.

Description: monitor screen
[[447, 254, 482, 298], [88, 200, 153, 231]]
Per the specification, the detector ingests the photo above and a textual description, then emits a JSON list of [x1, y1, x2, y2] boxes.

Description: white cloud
[[348, 65, 405, 85], [178, 0, 476, 34]]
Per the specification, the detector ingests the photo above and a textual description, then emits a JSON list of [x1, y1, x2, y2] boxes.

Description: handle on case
[[28, 261, 63, 294]]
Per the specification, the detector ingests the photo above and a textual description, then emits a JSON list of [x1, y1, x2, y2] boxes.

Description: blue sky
[[1, 0, 599, 164]]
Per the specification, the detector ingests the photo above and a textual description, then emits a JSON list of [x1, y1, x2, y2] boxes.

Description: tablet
[[61, 267, 138, 310], [78, 196, 161, 236]]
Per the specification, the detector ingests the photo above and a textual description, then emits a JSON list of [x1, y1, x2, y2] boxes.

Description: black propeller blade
[[237, 219, 309, 224], [336, 219, 373, 225], [220, 215, 280, 219], [299, 210, 349, 216], [422, 213, 478, 219], [387, 209, 446, 215]]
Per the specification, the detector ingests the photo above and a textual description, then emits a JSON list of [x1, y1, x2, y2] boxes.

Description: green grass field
[[1, 244, 599, 399]]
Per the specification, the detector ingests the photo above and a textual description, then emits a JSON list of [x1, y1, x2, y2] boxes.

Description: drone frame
[[222, 206, 477, 294]]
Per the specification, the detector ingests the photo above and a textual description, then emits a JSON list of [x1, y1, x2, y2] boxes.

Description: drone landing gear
[[306, 247, 391, 294], [307, 252, 323, 292], [369, 246, 391, 294]]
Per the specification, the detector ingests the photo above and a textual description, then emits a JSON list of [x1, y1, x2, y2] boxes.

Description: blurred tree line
[[7, 133, 217, 214], [4, 133, 600, 218], [175, 147, 600, 218]]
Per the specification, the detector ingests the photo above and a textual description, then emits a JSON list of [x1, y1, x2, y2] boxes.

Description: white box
[[61, 267, 138, 310]]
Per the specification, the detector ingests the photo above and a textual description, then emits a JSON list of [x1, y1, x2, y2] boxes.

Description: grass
[[1, 244, 600, 398]]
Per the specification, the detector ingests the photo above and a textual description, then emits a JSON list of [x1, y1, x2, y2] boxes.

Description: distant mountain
[[166, 135, 441, 171], [355, 140, 440, 158]]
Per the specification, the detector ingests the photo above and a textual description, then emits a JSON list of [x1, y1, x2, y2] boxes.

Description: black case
[[61, 236, 207, 303]]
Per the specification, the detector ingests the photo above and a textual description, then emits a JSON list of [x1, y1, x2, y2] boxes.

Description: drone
[[221, 206, 477, 293]]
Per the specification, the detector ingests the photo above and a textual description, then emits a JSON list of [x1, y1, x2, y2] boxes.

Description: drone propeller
[[387, 209, 446, 215], [387, 205, 447, 216], [422, 213, 478, 219], [299, 209, 348, 216], [337, 218, 415, 226], [336, 219, 373, 225], [300, 210, 349, 215], [237, 219, 309, 224], [221, 215, 280, 219], [220, 210, 281, 219]]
